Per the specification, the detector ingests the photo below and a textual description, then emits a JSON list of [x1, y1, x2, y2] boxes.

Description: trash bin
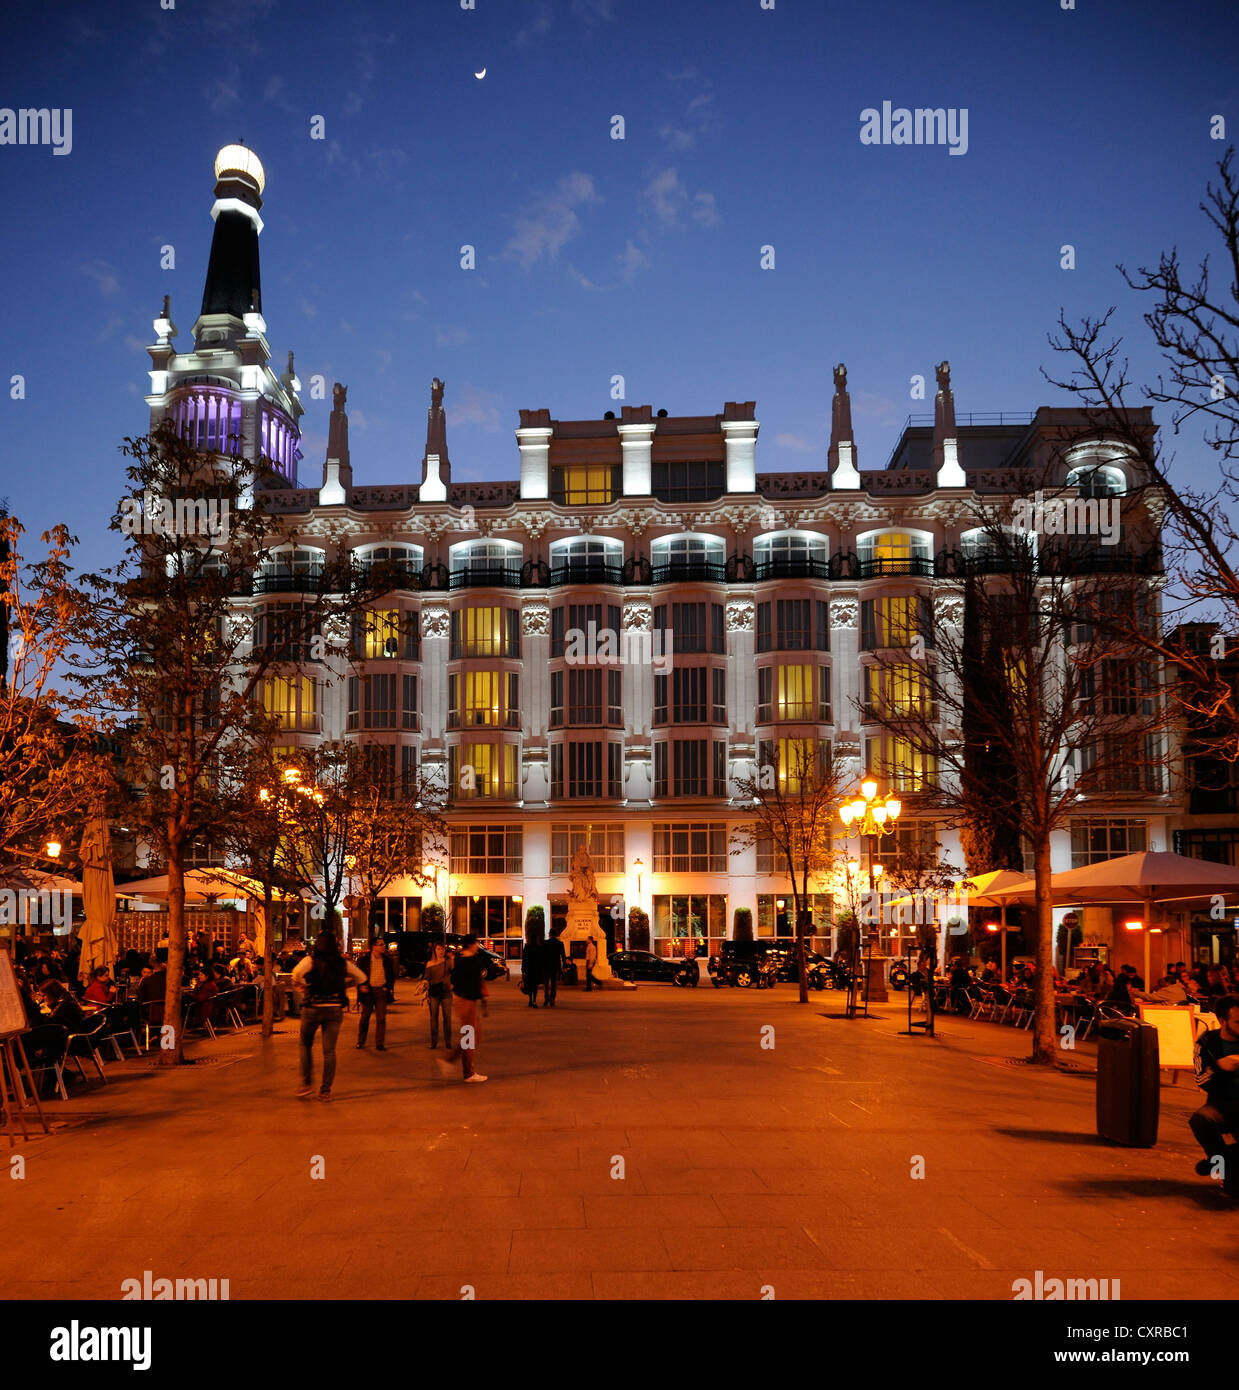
[[1096, 1018, 1159, 1147]]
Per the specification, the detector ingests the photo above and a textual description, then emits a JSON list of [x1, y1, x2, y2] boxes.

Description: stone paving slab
[[1, 981, 1233, 1301]]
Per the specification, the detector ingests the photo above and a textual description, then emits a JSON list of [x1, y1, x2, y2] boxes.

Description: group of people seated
[[9, 925, 320, 1040], [932, 955, 1237, 1022]]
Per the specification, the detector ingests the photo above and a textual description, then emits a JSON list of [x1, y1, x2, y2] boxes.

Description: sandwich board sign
[[0, 948, 27, 1039], [1136, 1004, 1196, 1072]]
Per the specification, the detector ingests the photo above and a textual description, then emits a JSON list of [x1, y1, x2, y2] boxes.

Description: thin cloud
[[79, 260, 121, 297], [567, 237, 651, 291], [775, 433, 815, 453], [451, 384, 503, 433], [499, 171, 601, 272], [435, 325, 471, 348]]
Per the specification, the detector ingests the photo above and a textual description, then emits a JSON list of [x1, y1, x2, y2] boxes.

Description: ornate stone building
[[143, 147, 1176, 965]]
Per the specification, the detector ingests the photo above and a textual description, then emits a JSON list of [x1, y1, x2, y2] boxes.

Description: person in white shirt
[[356, 937, 394, 1050]]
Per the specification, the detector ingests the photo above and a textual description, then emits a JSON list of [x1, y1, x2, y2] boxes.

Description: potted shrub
[[733, 906, 753, 942]]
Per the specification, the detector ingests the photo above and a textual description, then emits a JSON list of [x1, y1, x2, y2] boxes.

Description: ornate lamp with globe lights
[[838, 780, 902, 1010]]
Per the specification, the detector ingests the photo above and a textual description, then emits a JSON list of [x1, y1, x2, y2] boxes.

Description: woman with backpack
[[291, 931, 367, 1101]]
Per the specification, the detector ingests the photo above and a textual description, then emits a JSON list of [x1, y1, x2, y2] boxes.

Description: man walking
[[584, 936, 601, 992], [443, 935, 487, 1083], [541, 928, 566, 1007], [1191, 996, 1239, 1195], [356, 936, 395, 1051]]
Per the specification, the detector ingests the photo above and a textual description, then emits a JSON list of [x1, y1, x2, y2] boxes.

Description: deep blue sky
[[1, 0, 1236, 574]]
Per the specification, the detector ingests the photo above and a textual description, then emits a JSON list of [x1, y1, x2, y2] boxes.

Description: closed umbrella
[[78, 816, 118, 984]]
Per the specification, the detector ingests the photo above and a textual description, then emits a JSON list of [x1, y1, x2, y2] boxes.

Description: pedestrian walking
[[541, 928, 566, 1007], [521, 929, 543, 1009], [442, 935, 487, 1083], [424, 942, 453, 1049], [356, 936, 395, 1050], [292, 931, 366, 1101], [584, 936, 601, 992]]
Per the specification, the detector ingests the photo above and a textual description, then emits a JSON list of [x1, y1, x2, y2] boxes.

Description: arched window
[[753, 531, 828, 579], [650, 534, 725, 581], [449, 539, 523, 588], [548, 536, 623, 584], [1066, 464, 1126, 498], [857, 531, 932, 577]]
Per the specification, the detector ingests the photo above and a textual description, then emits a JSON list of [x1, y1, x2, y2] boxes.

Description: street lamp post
[[839, 780, 902, 1015]]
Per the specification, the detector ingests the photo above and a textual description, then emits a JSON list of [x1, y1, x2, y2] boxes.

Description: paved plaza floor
[[1, 979, 1234, 1301]]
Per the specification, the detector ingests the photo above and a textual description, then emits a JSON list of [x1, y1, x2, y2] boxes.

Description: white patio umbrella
[[983, 851, 1239, 983], [77, 816, 118, 983]]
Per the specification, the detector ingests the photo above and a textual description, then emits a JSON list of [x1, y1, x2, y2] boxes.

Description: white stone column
[[517, 426, 553, 499], [720, 418, 759, 493], [617, 422, 655, 495]]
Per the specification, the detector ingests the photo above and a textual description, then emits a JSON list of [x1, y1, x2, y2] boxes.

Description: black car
[[394, 931, 509, 982], [708, 954, 779, 988], [608, 950, 699, 986]]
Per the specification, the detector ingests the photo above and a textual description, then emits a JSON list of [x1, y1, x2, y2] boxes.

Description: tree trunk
[[1031, 834, 1057, 1065], [261, 887, 275, 1039], [795, 875, 809, 1004], [159, 829, 187, 1065]]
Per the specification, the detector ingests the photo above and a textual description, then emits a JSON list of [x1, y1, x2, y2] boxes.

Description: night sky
[[1, 0, 1236, 574]]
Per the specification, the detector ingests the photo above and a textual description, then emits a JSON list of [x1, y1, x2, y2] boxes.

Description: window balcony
[[252, 570, 330, 595], [548, 561, 624, 588], [858, 556, 934, 579], [752, 556, 832, 582], [448, 565, 524, 591], [650, 559, 727, 585]]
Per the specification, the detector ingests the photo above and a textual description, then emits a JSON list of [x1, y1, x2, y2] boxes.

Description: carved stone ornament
[[725, 599, 754, 632], [421, 600, 450, 638], [521, 600, 550, 635], [933, 592, 965, 628], [622, 600, 653, 631], [829, 597, 858, 627]]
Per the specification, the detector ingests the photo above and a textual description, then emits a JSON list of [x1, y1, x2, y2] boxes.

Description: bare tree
[[862, 513, 1169, 1063], [73, 426, 383, 1063], [731, 736, 849, 1003], [1045, 148, 1239, 767]]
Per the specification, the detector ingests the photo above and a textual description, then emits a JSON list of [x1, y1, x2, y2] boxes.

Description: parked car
[[394, 931, 509, 982], [608, 950, 699, 987], [708, 952, 779, 989]]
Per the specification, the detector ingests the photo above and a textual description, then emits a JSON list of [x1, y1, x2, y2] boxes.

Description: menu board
[[0, 948, 28, 1038], [1137, 1004, 1197, 1071]]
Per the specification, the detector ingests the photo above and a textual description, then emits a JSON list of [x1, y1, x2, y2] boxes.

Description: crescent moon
[[475, 68, 486, 79]]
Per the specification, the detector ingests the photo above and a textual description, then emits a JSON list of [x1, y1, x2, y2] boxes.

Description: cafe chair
[[66, 1016, 110, 1084], [182, 994, 218, 1040], [100, 1003, 142, 1060], [214, 988, 246, 1032], [137, 998, 165, 1052], [24, 1025, 70, 1101]]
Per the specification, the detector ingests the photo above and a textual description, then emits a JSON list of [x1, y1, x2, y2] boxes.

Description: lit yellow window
[[465, 607, 501, 656], [777, 737, 816, 793], [364, 610, 402, 659], [263, 675, 315, 730], [561, 464, 614, 505], [776, 664, 813, 720], [463, 670, 502, 726]]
